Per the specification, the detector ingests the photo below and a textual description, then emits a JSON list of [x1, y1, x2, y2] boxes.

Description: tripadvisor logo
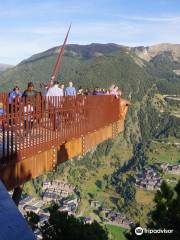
[[135, 227, 174, 235], [135, 227, 143, 235]]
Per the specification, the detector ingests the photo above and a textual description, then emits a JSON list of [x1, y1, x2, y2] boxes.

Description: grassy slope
[[78, 139, 133, 217], [106, 224, 127, 240], [146, 141, 180, 164], [135, 188, 155, 224], [47, 136, 134, 220], [136, 188, 154, 205]]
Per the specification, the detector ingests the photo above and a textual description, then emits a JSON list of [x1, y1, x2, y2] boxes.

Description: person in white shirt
[[46, 81, 64, 98], [59, 83, 65, 96], [46, 81, 64, 107], [46, 81, 64, 130]]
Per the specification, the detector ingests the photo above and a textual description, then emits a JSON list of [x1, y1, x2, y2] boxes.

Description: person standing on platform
[[65, 81, 76, 96], [77, 86, 84, 95], [46, 81, 64, 98], [110, 85, 122, 98], [22, 82, 40, 130], [59, 83, 65, 97], [46, 81, 64, 130], [8, 86, 22, 125], [22, 82, 38, 98], [8, 86, 22, 105]]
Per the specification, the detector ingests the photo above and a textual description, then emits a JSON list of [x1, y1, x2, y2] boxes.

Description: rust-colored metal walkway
[[0, 94, 129, 190]]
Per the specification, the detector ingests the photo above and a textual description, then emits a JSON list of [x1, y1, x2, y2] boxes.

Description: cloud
[[0, 1, 90, 18], [1, 17, 180, 65], [5, 26, 69, 35], [0, 0, 180, 64], [119, 15, 180, 23]]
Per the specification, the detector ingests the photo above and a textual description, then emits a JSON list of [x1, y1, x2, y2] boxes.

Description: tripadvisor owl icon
[[135, 227, 144, 235]]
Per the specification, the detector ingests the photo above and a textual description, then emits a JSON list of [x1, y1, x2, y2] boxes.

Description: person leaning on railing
[[110, 85, 122, 98], [8, 86, 22, 125], [83, 88, 91, 96], [93, 87, 104, 95], [77, 86, 84, 96], [22, 82, 42, 131], [0, 102, 6, 117], [8, 86, 22, 105], [22, 82, 38, 98]]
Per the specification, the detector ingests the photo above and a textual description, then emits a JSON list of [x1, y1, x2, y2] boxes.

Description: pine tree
[[125, 181, 180, 240]]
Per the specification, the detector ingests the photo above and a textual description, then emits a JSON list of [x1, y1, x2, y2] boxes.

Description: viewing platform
[[0, 94, 129, 190]]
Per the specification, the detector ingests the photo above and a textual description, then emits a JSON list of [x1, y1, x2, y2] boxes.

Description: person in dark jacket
[[22, 82, 38, 97]]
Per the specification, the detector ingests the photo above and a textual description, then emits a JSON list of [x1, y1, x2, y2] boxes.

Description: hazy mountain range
[[0, 63, 13, 72]]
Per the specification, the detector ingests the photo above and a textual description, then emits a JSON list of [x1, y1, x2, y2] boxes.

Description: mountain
[[0, 43, 154, 101], [0, 63, 14, 72], [0, 43, 180, 95], [20, 43, 123, 64], [19, 43, 180, 64], [131, 43, 180, 95]]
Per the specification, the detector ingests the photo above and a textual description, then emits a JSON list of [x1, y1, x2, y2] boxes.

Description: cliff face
[[132, 43, 180, 62]]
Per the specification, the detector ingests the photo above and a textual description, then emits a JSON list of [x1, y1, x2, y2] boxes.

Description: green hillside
[[145, 51, 180, 95], [0, 44, 155, 102]]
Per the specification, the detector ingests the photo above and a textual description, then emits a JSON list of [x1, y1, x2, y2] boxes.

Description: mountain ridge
[[0, 42, 180, 96], [1, 43, 180, 67], [0, 45, 154, 101], [18, 42, 180, 65], [19, 43, 124, 65]]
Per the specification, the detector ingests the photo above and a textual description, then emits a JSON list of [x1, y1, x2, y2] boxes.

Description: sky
[[0, 0, 180, 64]]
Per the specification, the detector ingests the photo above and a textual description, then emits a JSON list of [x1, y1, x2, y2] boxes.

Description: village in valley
[[14, 160, 180, 239], [135, 163, 180, 191], [16, 180, 133, 239]]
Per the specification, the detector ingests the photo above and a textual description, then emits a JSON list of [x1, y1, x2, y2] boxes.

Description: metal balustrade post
[[52, 147, 57, 172], [82, 135, 85, 156]]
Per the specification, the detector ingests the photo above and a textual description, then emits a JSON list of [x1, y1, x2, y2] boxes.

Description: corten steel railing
[[0, 94, 119, 165]]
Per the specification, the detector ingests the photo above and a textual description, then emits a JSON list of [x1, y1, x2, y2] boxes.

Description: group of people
[[46, 81, 76, 97], [7, 81, 122, 104], [46, 81, 122, 98], [0, 81, 122, 132], [91, 85, 122, 98], [8, 82, 38, 106]]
